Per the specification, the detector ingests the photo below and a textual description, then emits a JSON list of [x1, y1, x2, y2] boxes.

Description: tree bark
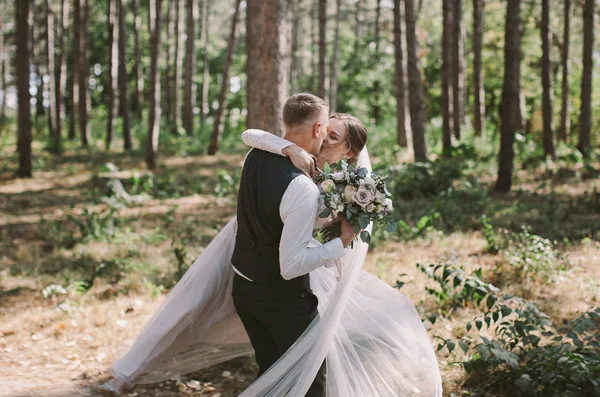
[[495, 0, 522, 193], [78, 0, 90, 147], [146, 0, 163, 169], [132, 0, 143, 119], [69, 0, 80, 140], [165, 0, 174, 121], [208, 0, 242, 154], [118, 0, 132, 150], [290, 0, 303, 94], [558, 0, 570, 142], [541, 0, 555, 158], [0, 0, 5, 123], [46, 0, 59, 153], [452, 0, 465, 140], [183, 0, 198, 136], [393, 0, 407, 147], [442, 0, 453, 152], [577, 0, 594, 157], [372, 0, 382, 124], [17, 0, 33, 177], [473, 0, 485, 137], [172, 0, 184, 134], [200, 0, 211, 130], [354, 0, 363, 52], [317, 0, 326, 100], [106, 0, 118, 150], [55, 0, 69, 144], [329, 0, 341, 113], [32, 7, 45, 118], [260, 0, 290, 135], [405, 0, 427, 161]]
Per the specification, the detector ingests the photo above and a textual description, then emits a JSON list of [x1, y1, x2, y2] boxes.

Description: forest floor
[[0, 148, 599, 397]]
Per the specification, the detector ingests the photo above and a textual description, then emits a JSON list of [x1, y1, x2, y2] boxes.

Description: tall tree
[[118, 0, 132, 150], [70, 0, 80, 141], [56, 0, 69, 143], [558, 0, 570, 142], [31, 6, 45, 118], [354, 0, 363, 52], [146, 0, 163, 169], [495, 0, 522, 193], [317, 0, 326, 99], [182, 0, 198, 136], [442, 0, 453, 152], [329, 0, 341, 113], [0, 0, 4, 123], [577, 0, 594, 157], [372, 0, 382, 124], [200, 0, 211, 130], [290, 0, 303, 94], [17, 0, 32, 177], [172, 0, 184, 134], [393, 0, 408, 147], [260, 0, 290, 135], [165, 0, 175, 121], [132, 0, 143, 119], [473, 0, 485, 137], [47, 0, 59, 153], [405, 0, 427, 161], [106, 0, 118, 150], [541, 0, 555, 158], [208, 0, 242, 154], [78, 0, 90, 147], [452, 0, 465, 140]]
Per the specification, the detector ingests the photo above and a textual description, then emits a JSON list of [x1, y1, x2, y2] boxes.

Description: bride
[[101, 113, 443, 397]]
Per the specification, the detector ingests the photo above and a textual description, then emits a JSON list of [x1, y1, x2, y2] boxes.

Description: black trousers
[[232, 274, 326, 397]]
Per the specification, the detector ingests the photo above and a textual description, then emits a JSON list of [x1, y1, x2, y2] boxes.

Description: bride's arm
[[241, 129, 316, 177]]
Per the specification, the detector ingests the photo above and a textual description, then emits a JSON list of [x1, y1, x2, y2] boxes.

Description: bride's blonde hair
[[329, 113, 368, 163]]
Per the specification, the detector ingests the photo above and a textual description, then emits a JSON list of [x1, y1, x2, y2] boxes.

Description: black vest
[[231, 149, 309, 290]]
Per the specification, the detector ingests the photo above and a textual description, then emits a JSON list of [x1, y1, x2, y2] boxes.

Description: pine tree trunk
[[0, 0, 5, 124], [118, 0, 132, 150], [473, 0, 485, 137], [172, 0, 184, 134], [32, 6, 45, 118], [354, 0, 363, 52], [495, 0, 522, 193], [310, 0, 318, 93], [290, 0, 303, 94], [56, 0, 69, 143], [200, 0, 210, 130], [165, 0, 174, 122], [558, 0, 570, 142], [393, 0, 407, 147], [577, 0, 594, 157], [208, 0, 241, 154], [183, 0, 197, 136], [78, 0, 90, 147], [541, 0, 555, 159], [405, 0, 427, 161], [317, 0, 326, 100], [329, 0, 341, 113], [132, 0, 143, 119], [372, 0, 382, 124], [246, 0, 261, 129], [106, 0, 118, 150], [47, 0, 59, 153], [17, 0, 33, 177], [442, 0, 453, 152], [260, 0, 290, 135], [452, 0, 465, 140], [146, 0, 163, 169]]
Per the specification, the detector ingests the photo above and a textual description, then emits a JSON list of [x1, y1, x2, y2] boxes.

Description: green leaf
[[501, 306, 512, 317], [446, 340, 456, 353], [466, 322, 472, 332], [358, 216, 370, 229], [324, 163, 331, 173], [319, 208, 332, 218], [459, 340, 469, 354], [486, 294, 498, 309], [346, 208, 352, 219], [475, 320, 483, 331], [360, 231, 372, 244], [385, 222, 398, 233]]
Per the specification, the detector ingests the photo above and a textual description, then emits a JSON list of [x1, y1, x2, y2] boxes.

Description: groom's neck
[[283, 128, 313, 154]]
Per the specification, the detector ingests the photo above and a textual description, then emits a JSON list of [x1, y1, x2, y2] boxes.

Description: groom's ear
[[312, 121, 321, 138]]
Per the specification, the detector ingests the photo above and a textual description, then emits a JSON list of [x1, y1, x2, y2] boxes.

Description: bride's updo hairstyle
[[329, 113, 368, 163]]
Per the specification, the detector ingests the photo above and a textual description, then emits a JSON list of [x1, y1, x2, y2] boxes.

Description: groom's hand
[[339, 216, 360, 248], [282, 145, 316, 178]]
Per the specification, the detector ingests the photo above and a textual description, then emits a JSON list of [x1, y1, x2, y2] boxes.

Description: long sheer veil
[[110, 147, 443, 396]]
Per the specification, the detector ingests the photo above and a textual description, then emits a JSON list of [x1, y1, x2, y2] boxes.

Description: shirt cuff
[[321, 238, 345, 260]]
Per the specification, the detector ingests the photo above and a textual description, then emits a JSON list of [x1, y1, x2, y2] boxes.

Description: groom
[[231, 93, 357, 396]]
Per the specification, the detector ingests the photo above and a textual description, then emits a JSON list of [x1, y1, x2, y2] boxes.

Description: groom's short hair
[[283, 93, 327, 127]]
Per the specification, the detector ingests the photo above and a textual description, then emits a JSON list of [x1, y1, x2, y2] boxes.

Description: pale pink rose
[[344, 185, 357, 202], [320, 180, 336, 193], [353, 186, 374, 208]]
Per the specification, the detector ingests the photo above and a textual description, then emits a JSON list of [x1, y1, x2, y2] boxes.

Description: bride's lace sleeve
[[241, 129, 294, 156]]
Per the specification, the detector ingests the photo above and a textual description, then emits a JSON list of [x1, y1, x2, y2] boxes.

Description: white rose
[[383, 198, 393, 210], [344, 185, 357, 201], [320, 180, 336, 193], [375, 191, 386, 203], [366, 203, 376, 213], [353, 186, 374, 208]]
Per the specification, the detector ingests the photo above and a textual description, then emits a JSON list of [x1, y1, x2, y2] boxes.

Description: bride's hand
[[282, 145, 316, 178]]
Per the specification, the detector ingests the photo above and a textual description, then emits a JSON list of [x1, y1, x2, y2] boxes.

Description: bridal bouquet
[[315, 159, 397, 245]]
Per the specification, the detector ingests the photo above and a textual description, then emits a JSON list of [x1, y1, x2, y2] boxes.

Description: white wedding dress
[[109, 131, 443, 396]]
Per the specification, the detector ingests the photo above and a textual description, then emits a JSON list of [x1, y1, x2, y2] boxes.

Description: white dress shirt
[[232, 170, 345, 282]]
